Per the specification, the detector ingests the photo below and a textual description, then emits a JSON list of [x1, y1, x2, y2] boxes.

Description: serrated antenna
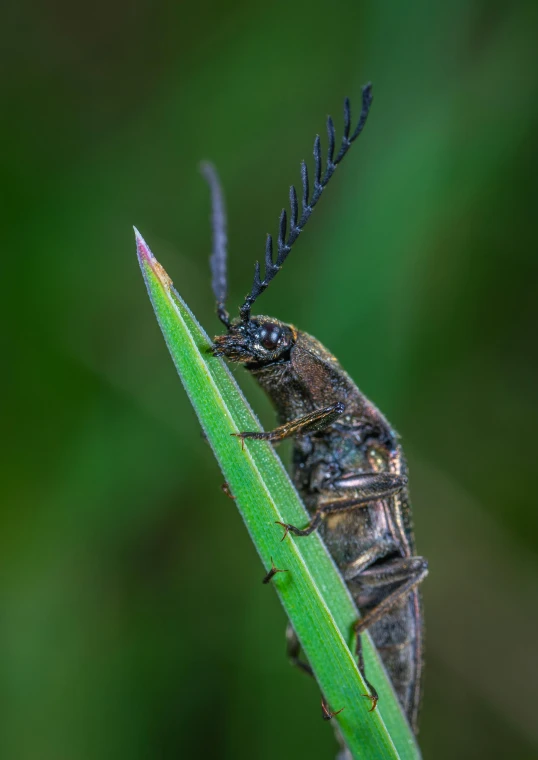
[[240, 83, 373, 322]]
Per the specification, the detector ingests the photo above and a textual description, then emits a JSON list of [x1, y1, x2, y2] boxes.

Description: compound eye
[[259, 325, 281, 350]]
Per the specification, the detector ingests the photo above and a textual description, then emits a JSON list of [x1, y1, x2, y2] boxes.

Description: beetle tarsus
[[262, 556, 288, 584], [362, 692, 379, 712], [321, 698, 345, 721], [275, 521, 291, 541], [230, 432, 246, 450], [275, 513, 322, 540], [221, 482, 236, 499]]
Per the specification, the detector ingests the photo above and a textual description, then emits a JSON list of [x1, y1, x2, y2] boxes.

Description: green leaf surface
[[135, 229, 421, 760]]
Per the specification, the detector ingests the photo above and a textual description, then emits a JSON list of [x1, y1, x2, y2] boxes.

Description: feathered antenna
[[200, 162, 231, 328], [240, 83, 373, 322]]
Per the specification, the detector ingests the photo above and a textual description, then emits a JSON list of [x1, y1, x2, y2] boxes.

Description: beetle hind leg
[[355, 634, 379, 711], [351, 555, 428, 712], [286, 623, 314, 677], [286, 625, 345, 721], [354, 556, 428, 635]]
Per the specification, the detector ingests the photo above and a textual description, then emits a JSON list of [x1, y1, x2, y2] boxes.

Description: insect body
[[202, 84, 428, 735]]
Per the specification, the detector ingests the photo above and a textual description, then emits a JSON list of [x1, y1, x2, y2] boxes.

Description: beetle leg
[[355, 634, 379, 712], [232, 402, 345, 444], [275, 473, 406, 539], [287, 623, 374, 716], [287, 626, 345, 722], [354, 556, 428, 635], [221, 482, 236, 499], [342, 542, 393, 581], [321, 698, 345, 720], [328, 471, 407, 493], [262, 556, 288, 584], [286, 623, 314, 677], [351, 556, 428, 711]]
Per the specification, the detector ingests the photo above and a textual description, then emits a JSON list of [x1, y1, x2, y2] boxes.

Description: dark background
[[3, 1, 538, 758]]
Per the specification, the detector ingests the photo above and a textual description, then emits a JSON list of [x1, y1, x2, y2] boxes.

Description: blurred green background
[[3, 1, 538, 758]]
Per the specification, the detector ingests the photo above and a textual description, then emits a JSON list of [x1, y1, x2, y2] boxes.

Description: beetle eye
[[259, 325, 281, 350]]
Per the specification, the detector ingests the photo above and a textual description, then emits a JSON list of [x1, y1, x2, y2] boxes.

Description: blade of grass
[[135, 229, 421, 760]]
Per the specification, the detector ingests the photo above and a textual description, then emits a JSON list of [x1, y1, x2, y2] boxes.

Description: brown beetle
[[202, 84, 427, 736]]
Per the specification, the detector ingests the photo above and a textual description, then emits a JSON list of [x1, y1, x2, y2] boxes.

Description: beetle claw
[[321, 698, 345, 720], [262, 556, 288, 584], [362, 693, 378, 712], [275, 521, 291, 541]]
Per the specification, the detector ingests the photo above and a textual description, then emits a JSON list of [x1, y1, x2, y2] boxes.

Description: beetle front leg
[[232, 402, 345, 445], [276, 472, 407, 540]]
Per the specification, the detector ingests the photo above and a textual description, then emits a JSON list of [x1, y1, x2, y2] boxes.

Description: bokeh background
[[3, 1, 538, 758]]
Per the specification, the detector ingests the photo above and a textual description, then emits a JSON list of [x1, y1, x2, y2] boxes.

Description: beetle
[[201, 84, 428, 735]]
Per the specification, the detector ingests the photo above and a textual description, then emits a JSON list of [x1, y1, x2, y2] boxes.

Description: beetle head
[[212, 315, 296, 365]]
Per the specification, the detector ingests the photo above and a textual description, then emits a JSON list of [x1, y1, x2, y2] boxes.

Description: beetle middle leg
[[276, 472, 407, 539]]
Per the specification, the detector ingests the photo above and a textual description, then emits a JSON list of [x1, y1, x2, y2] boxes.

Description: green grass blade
[[135, 229, 421, 760]]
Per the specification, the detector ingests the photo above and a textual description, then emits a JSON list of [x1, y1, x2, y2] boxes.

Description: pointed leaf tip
[[134, 227, 155, 266], [134, 227, 174, 292]]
